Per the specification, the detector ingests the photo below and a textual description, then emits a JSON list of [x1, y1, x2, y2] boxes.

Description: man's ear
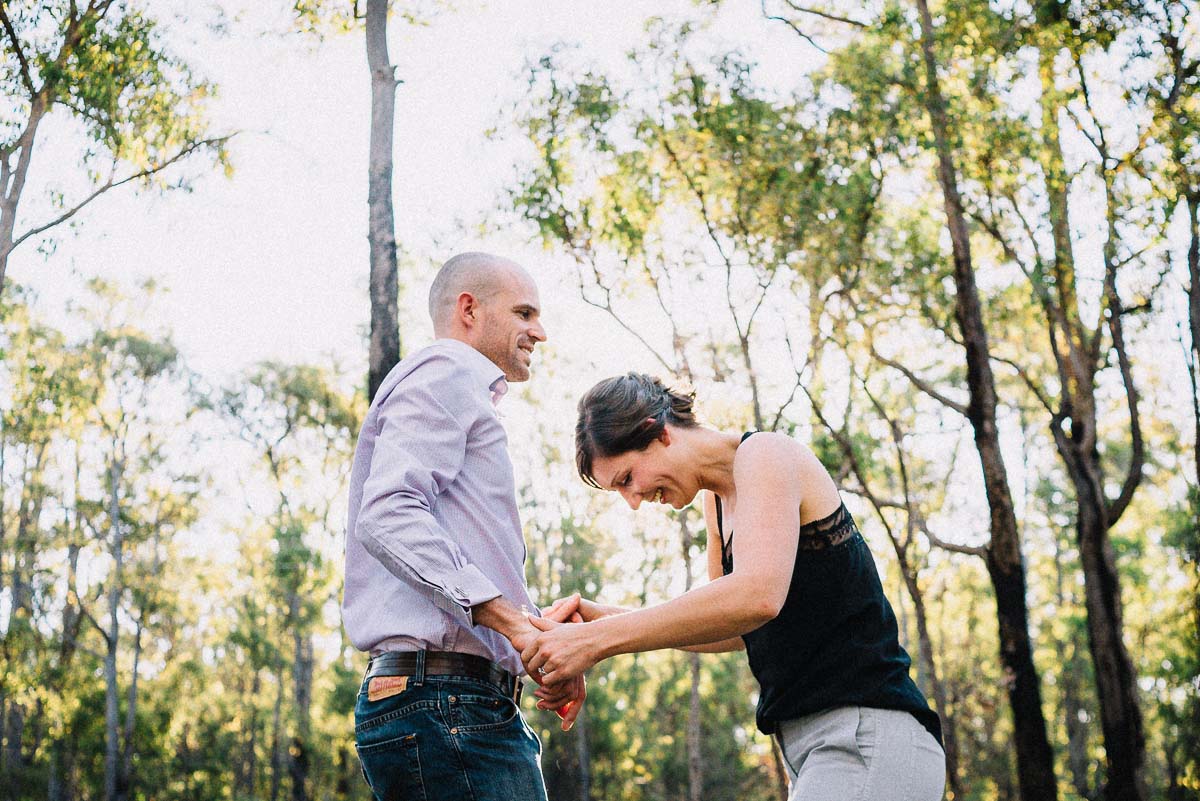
[[457, 291, 478, 327]]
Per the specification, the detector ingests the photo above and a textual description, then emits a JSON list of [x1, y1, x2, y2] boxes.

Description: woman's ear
[[658, 425, 672, 447]]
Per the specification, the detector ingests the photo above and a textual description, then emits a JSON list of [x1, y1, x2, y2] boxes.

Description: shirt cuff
[[432, 564, 502, 624]]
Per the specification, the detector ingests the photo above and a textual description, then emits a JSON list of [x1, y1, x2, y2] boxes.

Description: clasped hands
[[518, 593, 619, 721]]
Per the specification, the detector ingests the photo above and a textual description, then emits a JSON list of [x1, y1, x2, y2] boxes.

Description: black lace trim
[[796, 502, 858, 551], [718, 499, 859, 575]]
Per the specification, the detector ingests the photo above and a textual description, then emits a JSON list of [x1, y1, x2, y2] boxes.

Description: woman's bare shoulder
[[734, 432, 838, 503]]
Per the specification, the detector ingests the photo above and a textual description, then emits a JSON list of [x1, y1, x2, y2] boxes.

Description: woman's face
[[589, 428, 697, 511]]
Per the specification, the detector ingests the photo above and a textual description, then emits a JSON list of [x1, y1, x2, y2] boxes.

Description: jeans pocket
[[449, 692, 519, 734], [356, 733, 426, 801]]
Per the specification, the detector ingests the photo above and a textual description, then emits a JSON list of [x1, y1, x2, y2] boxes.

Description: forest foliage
[[1, 2, 1198, 800]]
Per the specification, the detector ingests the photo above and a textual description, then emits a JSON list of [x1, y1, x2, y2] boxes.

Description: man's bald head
[[428, 251, 546, 382], [428, 252, 525, 336]]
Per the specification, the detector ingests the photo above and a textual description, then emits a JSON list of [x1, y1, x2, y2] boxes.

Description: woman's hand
[[521, 615, 608, 685], [533, 673, 587, 731], [545, 592, 627, 623]]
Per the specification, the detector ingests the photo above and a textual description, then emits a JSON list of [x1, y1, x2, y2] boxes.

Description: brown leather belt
[[365, 651, 521, 701]]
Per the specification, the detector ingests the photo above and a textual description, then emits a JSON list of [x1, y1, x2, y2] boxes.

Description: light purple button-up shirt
[[342, 338, 537, 675]]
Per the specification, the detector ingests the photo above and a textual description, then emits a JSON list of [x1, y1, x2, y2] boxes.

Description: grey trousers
[[776, 707, 945, 801]]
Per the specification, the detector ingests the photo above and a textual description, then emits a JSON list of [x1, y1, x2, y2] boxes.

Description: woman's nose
[[619, 487, 642, 510]]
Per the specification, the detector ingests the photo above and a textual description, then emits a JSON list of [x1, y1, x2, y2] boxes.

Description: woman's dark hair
[[575, 373, 698, 488]]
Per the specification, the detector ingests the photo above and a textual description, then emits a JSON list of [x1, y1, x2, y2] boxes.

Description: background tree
[[0, 1, 230, 297], [291, 0, 447, 399]]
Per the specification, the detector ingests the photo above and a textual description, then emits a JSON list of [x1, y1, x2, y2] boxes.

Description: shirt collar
[[435, 338, 508, 406]]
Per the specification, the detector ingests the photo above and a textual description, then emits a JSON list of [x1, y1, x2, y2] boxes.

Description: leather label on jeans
[[367, 676, 408, 702]]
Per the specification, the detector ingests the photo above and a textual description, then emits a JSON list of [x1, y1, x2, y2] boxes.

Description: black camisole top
[[717, 432, 943, 743]]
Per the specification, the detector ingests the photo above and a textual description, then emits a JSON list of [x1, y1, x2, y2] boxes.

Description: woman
[[524, 373, 945, 800]]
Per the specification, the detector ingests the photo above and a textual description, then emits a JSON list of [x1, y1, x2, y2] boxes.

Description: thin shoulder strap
[[715, 493, 734, 561]]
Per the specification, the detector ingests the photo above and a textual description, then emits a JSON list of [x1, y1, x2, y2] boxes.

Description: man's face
[[474, 268, 547, 382]]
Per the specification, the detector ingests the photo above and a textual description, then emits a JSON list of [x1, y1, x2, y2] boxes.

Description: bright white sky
[[7, 1, 1193, 605], [5, 2, 842, 613], [11, 0, 821, 387]]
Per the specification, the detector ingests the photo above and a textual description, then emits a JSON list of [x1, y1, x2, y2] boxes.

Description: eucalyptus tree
[[900, 2, 1190, 795], [506, 38, 967, 797], [62, 280, 199, 801], [0, 1, 230, 297], [292, 1, 444, 400], [0, 288, 90, 799], [1132, 0, 1200, 501], [217, 362, 359, 801]]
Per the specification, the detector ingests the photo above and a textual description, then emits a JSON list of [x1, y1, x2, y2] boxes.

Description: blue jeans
[[354, 672, 547, 801]]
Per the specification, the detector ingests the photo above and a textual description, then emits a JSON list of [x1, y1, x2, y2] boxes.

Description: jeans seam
[[444, 700, 479, 801]]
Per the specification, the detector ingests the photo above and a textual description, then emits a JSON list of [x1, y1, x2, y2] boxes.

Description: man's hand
[[473, 596, 588, 729], [521, 615, 607, 686], [536, 598, 586, 729]]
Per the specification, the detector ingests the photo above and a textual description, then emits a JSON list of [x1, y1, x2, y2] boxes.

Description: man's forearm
[[472, 596, 528, 642]]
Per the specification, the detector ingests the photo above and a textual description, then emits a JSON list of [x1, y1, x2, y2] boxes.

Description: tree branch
[[869, 346, 969, 416], [0, 6, 37, 96], [920, 518, 988, 557], [11, 135, 232, 250], [781, 0, 868, 27], [761, 0, 829, 52]]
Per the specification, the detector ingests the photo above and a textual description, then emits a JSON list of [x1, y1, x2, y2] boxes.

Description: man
[[343, 252, 583, 801]]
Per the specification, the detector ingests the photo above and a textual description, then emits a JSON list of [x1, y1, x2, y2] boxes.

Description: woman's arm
[[702, 489, 724, 582], [542, 490, 747, 655], [677, 490, 745, 653], [524, 435, 802, 681]]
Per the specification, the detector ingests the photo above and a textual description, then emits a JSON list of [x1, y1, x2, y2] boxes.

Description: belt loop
[[414, 649, 426, 685]]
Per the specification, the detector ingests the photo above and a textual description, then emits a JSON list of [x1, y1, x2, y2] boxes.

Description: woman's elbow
[[746, 592, 786, 628]]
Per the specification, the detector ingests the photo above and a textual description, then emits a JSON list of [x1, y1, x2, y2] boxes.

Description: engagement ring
[[537, 667, 547, 675]]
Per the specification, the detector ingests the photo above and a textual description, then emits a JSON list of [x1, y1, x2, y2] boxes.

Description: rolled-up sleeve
[[355, 361, 502, 622]]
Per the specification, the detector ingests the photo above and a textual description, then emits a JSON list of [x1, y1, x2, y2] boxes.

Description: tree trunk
[[913, 3, 1058, 799], [0, 96, 48, 299], [2, 703, 23, 801], [118, 620, 143, 801], [269, 659, 285, 801], [575, 704, 590, 801], [678, 514, 703, 801], [897, 551, 963, 797], [289, 593, 312, 801], [47, 737, 65, 801], [103, 456, 124, 801], [1033, 11, 1147, 791], [365, 0, 401, 401], [1054, 531, 1094, 800], [769, 739, 789, 800], [247, 668, 261, 797], [1070, 465, 1146, 801], [1188, 193, 1200, 489]]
